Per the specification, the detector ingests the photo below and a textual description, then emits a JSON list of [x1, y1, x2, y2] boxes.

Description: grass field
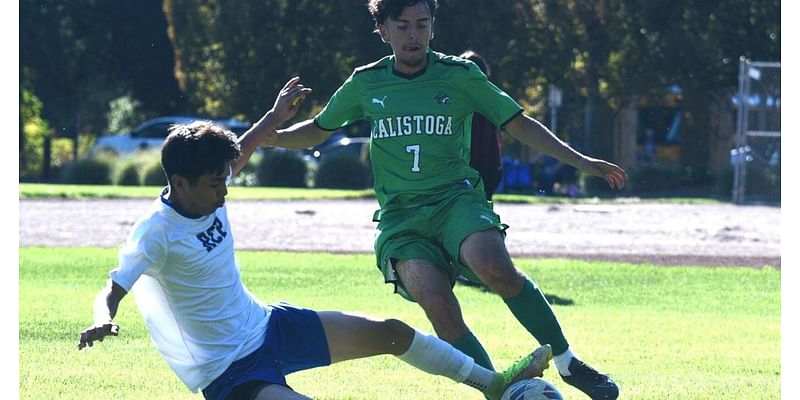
[[19, 183, 721, 204], [19, 247, 779, 399]]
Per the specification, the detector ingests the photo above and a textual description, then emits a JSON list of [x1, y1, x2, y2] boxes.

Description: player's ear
[[377, 24, 389, 43], [171, 174, 188, 191]]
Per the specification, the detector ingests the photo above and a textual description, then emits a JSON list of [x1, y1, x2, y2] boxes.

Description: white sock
[[554, 348, 577, 376], [397, 330, 495, 391]]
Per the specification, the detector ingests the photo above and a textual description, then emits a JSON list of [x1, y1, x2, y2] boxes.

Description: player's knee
[[480, 264, 525, 296], [381, 318, 414, 354], [416, 290, 458, 316], [382, 318, 411, 336]]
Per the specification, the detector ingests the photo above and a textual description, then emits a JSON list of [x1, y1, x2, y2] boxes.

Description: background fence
[[732, 58, 781, 204]]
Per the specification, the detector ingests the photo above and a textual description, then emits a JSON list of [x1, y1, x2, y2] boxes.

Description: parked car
[[90, 116, 251, 156], [302, 131, 371, 166]]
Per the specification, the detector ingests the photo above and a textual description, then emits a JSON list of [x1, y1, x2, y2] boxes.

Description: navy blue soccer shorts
[[202, 302, 331, 400]]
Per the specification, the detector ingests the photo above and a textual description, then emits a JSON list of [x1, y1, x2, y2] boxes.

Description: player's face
[[379, 2, 434, 75], [181, 163, 232, 216]]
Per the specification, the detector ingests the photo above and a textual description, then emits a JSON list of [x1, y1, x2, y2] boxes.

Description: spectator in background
[[460, 50, 503, 201]]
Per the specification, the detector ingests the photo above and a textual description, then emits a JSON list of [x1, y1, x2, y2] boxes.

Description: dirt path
[[19, 198, 781, 268]]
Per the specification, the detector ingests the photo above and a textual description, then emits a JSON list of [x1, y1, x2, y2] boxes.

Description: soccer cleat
[[485, 344, 553, 400], [559, 358, 619, 400]]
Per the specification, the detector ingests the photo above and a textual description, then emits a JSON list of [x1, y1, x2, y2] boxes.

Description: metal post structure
[[732, 57, 781, 204], [732, 58, 748, 204]]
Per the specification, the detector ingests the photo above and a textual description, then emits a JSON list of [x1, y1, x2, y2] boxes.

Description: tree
[[21, 0, 185, 180]]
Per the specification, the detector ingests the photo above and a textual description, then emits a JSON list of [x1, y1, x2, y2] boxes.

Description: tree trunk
[[43, 136, 52, 181], [614, 98, 639, 170], [708, 97, 736, 174], [680, 88, 712, 179]]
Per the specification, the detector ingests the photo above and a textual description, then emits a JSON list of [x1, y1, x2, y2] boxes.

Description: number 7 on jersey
[[405, 144, 421, 172]]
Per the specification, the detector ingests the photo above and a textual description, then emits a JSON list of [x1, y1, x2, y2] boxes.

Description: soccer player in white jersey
[[77, 77, 552, 400]]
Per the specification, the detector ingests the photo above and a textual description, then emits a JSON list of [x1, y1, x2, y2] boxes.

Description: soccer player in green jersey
[[268, 1, 626, 398]]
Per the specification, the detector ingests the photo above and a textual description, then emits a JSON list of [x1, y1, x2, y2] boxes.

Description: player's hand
[[271, 76, 313, 125], [577, 157, 627, 190], [78, 322, 120, 350]]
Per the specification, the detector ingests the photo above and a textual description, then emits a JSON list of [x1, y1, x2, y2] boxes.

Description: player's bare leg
[[461, 228, 568, 352], [394, 259, 496, 370], [318, 310, 550, 400], [394, 259, 470, 342], [317, 311, 414, 361], [461, 228, 618, 400], [459, 229, 526, 297]]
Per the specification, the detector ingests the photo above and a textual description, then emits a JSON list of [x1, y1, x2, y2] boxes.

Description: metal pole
[[733, 57, 746, 204], [740, 61, 751, 204]]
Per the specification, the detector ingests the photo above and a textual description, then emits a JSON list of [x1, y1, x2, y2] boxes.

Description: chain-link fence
[[732, 58, 780, 204]]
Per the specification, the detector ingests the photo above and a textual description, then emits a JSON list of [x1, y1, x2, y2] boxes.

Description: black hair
[[368, 0, 438, 27], [459, 50, 491, 77], [161, 121, 241, 185]]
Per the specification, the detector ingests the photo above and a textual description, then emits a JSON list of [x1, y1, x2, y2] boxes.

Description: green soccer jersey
[[315, 49, 523, 209]]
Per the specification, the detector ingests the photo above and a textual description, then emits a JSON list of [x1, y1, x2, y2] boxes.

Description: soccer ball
[[500, 378, 564, 400]]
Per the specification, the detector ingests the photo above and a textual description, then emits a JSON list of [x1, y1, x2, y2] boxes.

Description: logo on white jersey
[[196, 216, 228, 252], [372, 96, 388, 108]]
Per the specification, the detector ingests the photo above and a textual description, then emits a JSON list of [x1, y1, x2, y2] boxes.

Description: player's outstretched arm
[[233, 77, 313, 175], [504, 113, 627, 189], [272, 119, 333, 150], [78, 280, 127, 350]]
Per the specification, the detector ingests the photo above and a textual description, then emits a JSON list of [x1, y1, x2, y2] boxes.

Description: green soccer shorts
[[373, 187, 508, 301]]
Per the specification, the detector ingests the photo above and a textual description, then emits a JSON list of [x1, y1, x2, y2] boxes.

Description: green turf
[[19, 183, 376, 201], [19, 248, 779, 399], [20, 182, 721, 204]]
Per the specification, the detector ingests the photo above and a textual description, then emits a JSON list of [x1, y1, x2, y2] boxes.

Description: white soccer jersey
[[110, 197, 270, 392]]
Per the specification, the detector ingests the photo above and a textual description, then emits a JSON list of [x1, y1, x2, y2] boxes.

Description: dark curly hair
[[367, 0, 438, 27], [161, 121, 241, 185]]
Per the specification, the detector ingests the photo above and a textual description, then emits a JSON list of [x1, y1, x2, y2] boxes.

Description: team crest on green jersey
[[435, 92, 451, 105]]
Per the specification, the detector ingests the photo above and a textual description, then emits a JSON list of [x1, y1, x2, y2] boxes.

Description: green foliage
[[60, 157, 113, 185], [114, 163, 141, 186], [20, 86, 50, 180], [109, 151, 164, 186], [105, 95, 143, 134], [22, 0, 780, 186], [256, 149, 308, 188], [314, 155, 373, 189], [231, 151, 262, 187], [142, 160, 168, 187]]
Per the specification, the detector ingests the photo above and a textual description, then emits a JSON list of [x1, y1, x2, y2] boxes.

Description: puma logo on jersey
[[196, 216, 228, 252], [435, 92, 451, 105], [480, 214, 494, 224], [372, 96, 388, 108]]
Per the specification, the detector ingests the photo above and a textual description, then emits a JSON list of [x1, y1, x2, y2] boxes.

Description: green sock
[[503, 278, 569, 355], [453, 331, 495, 371]]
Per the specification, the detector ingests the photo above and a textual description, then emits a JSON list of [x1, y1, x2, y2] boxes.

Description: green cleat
[[485, 344, 553, 400]]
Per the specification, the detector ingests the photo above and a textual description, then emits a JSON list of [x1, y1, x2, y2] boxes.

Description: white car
[[91, 116, 251, 155]]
